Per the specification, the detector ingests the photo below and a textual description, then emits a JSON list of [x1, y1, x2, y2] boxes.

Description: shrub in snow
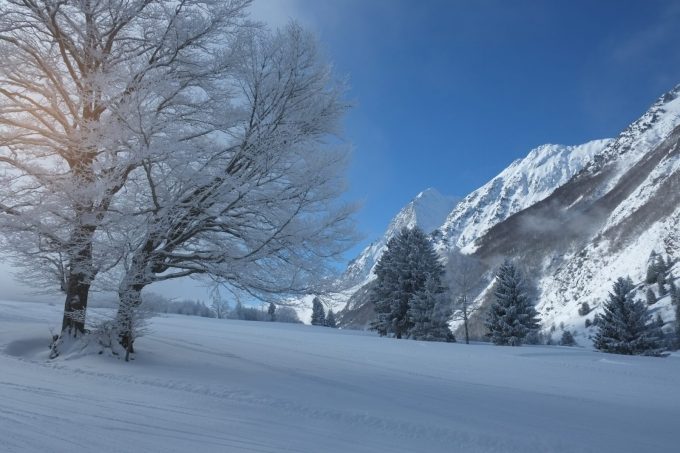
[[311, 298, 326, 326], [485, 260, 540, 346], [593, 277, 665, 356], [585, 318, 592, 329], [578, 302, 591, 316]]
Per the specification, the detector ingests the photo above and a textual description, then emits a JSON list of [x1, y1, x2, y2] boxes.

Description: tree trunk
[[116, 284, 145, 360], [463, 308, 470, 345], [60, 224, 97, 337]]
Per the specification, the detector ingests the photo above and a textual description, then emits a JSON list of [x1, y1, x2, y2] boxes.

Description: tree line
[[368, 226, 680, 356]]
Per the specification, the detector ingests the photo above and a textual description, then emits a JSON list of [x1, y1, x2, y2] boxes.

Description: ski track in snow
[[1, 300, 679, 452]]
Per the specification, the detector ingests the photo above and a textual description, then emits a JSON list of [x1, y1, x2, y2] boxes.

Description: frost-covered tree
[[0, 0, 252, 339], [268, 303, 276, 322], [211, 299, 230, 320], [593, 277, 664, 356], [369, 227, 446, 339], [646, 288, 657, 305], [311, 297, 326, 326], [485, 260, 540, 346], [407, 276, 454, 342], [325, 309, 337, 328], [447, 250, 484, 344], [111, 23, 356, 351]]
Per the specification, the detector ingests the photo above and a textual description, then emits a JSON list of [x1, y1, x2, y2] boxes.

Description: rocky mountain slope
[[337, 84, 680, 342]]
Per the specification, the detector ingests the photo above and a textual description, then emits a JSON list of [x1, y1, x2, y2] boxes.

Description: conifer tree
[[658, 272, 667, 297], [560, 330, 576, 346], [485, 260, 540, 346], [593, 277, 664, 356], [311, 297, 326, 326], [669, 275, 678, 305], [408, 275, 454, 342], [369, 227, 446, 339], [325, 309, 337, 328], [646, 288, 657, 305], [646, 251, 658, 284]]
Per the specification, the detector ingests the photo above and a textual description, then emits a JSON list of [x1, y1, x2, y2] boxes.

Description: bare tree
[[446, 250, 485, 344], [112, 24, 356, 351], [0, 0, 252, 339]]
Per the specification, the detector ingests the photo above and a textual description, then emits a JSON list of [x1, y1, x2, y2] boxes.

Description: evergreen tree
[[268, 302, 276, 322], [407, 274, 454, 342], [325, 309, 337, 328], [560, 330, 576, 346], [657, 271, 667, 297], [646, 250, 658, 284], [669, 275, 678, 305], [369, 227, 446, 339], [655, 313, 664, 329], [593, 277, 664, 356], [646, 288, 657, 305], [311, 297, 326, 326], [485, 260, 540, 346]]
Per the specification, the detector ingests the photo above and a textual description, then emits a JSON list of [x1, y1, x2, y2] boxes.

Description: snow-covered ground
[[1, 300, 679, 453]]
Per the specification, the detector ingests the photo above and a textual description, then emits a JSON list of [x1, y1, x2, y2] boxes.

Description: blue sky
[[253, 0, 680, 256]]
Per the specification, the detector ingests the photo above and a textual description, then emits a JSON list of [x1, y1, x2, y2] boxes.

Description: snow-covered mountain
[[338, 84, 680, 340], [343, 188, 459, 288], [438, 139, 611, 252], [471, 84, 680, 344], [335, 140, 611, 327]]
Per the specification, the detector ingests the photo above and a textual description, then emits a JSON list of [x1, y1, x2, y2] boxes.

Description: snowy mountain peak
[[342, 188, 458, 287], [439, 138, 612, 252]]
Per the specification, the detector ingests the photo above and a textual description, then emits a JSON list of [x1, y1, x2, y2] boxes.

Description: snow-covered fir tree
[[646, 288, 657, 305], [325, 309, 337, 328], [369, 227, 448, 339], [657, 272, 667, 297], [670, 275, 679, 305], [268, 303, 276, 322], [407, 275, 454, 342], [646, 251, 659, 284], [311, 298, 326, 326], [485, 260, 540, 346], [560, 330, 576, 346], [593, 277, 664, 356]]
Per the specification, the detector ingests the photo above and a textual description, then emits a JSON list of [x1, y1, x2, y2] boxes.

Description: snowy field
[[1, 300, 679, 453]]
